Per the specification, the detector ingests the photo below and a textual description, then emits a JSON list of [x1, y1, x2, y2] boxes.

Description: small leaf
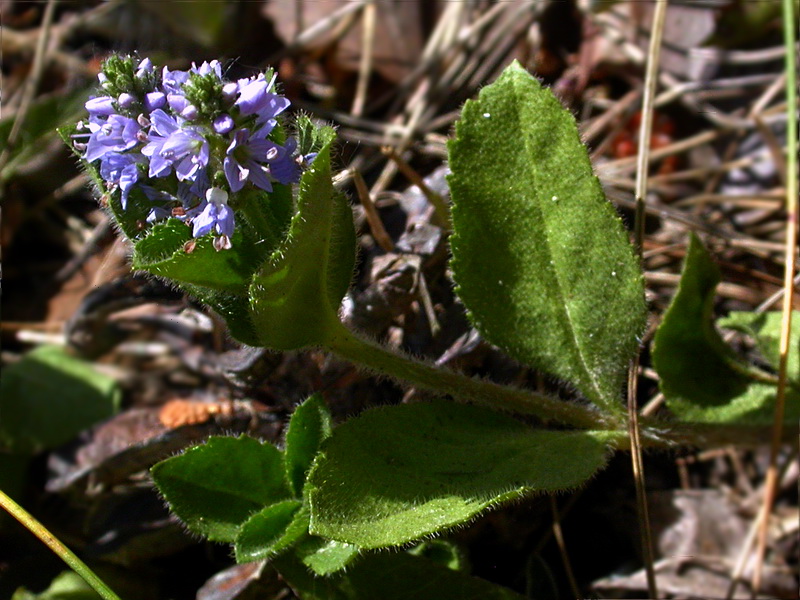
[[284, 393, 333, 496], [718, 311, 800, 379], [0, 346, 120, 454], [307, 401, 608, 549], [11, 571, 101, 600], [234, 500, 305, 563], [297, 538, 360, 576], [408, 540, 469, 572], [151, 435, 291, 542], [133, 219, 255, 294], [249, 142, 356, 349], [652, 234, 800, 423], [273, 551, 525, 600], [448, 61, 645, 412]]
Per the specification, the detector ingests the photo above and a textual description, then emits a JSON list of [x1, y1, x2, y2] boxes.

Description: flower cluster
[[73, 56, 303, 250]]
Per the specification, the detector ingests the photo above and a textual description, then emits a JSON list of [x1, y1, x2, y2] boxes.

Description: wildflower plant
[[57, 56, 796, 597]]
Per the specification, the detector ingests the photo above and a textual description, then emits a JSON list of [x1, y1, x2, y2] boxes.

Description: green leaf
[[11, 571, 101, 600], [297, 538, 361, 576], [0, 346, 120, 454], [448, 61, 645, 412], [307, 401, 608, 549], [133, 219, 258, 293], [652, 234, 800, 423], [183, 284, 261, 347], [234, 500, 305, 563], [284, 393, 333, 496], [718, 311, 800, 379], [273, 551, 525, 600], [249, 141, 356, 349], [151, 435, 291, 542], [408, 540, 469, 572]]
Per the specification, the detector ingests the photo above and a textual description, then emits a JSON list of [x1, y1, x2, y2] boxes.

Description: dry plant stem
[[752, 1, 798, 593], [0, 488, 121, 600], [549, 496, 580, 599], [626, 2, 668, 598], [351, 0, 376, 117], [351, 168, 394, 252], [0, 0, 57, 171], [381, 145, 451, 229]]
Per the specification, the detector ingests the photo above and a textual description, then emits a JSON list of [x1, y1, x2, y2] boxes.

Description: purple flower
[[161, 66, 190, 95], [144, 91, 166, 112], [267, 137, 301, 185], [99, 152, 145, 209], [136, 57, 154, 78], [235, 74, 290, 124], [85, 96, 116, 117], [213, 114, 234, 134], [118, 93, 135, 109], [192, 187, 235, 249], [192, 60, 222, 78], [223, 128, 274, 192], [84, 114, 141, 162], [142, 109, 209, 181], [141, 180, 205, 223]]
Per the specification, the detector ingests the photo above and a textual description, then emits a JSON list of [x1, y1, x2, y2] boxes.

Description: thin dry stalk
[[351, 1, 376, 117], [751, 1, 798, 590], [627, 2, 669, 598], [0, 0, 58, 171], [351, 168, 394, 253]]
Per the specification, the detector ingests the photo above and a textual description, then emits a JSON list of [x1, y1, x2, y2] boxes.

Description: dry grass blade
[[751, 0, 798, 593], [0, 0, 58, 172], [627, 1, 669, 598]]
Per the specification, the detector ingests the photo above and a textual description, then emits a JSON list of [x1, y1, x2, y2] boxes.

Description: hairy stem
[[324, 320, 617, 431]]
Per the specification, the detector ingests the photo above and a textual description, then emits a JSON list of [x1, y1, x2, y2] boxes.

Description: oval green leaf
[[234, 500, 305, 563], [284, 393, 333, 496], [448, 61, 646, 412], [151, 435, 291, 542], [307, 401, 608, 549]]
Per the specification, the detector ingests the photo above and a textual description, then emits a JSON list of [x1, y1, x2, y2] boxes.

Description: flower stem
[[0, 488, 121, 600], [324, 320, 612, 431]]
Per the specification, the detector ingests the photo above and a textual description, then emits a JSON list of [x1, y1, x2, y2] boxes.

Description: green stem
[[0, 488, 122, 600], [324, 320, 614, 431]]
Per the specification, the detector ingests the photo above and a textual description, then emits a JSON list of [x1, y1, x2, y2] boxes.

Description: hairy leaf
[[448, 61, 645, 412], [151, 435, 291, 542], [718, 311, 800, 380], [284, 393, 333, 496], [652, 234, 800, 423], [249, 140, 356, 349], [296, 538, 361, 576], [307, 401, 608, 549], [234, 500, 305, 563]]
